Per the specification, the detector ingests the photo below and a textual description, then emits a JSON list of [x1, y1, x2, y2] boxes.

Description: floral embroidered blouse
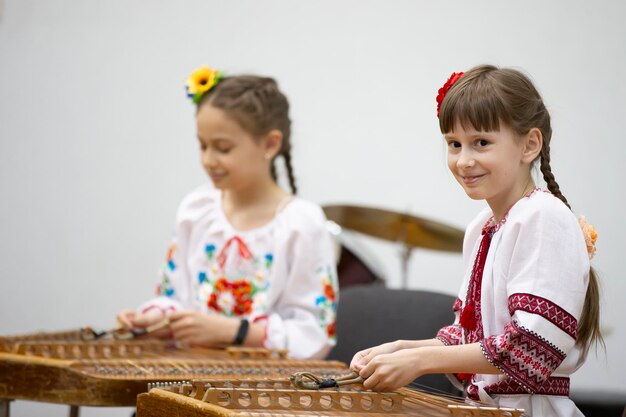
[[139, 185, 338, 359], [436, 190, 590, 417]]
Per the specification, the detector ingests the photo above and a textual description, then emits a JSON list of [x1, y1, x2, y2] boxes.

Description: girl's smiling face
[[444, 120, 537, 217], [196, 105, 271, 192]]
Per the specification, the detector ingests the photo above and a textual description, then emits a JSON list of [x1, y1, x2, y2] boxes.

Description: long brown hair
[[197, 75, 297, 194], [439, 64, 602, 349]]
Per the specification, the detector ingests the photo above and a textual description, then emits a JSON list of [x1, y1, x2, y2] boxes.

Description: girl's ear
[[522, 127, 543, 164], [262, 129, 283, 159]]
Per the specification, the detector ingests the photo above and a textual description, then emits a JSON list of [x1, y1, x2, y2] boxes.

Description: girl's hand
[[116, 309, 137, 329], [169, 311, 236, 347], [359, 348, 425, 391], [119, 308, 171, 339], [350, 341, 403, 372]]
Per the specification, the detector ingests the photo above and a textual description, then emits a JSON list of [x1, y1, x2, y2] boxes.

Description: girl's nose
[[457, 150, 475, 169], [202, 149, 217, 168]]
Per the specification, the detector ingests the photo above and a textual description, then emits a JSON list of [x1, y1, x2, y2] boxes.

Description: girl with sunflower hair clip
[[350, 65, 602, 417], [116, 66, 338, 359]]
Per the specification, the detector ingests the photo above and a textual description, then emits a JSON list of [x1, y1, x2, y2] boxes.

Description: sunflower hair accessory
[[436, 71, 464, 118], [578, 215, 598, 260], [185, 66, 223, 104]]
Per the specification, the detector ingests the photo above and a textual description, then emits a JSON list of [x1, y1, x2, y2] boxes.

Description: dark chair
[[328, 285, 459, 394], [571, 391, 626, 417]]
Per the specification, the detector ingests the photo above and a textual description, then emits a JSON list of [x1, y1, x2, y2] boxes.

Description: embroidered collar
[[482, 188, 541, 235]]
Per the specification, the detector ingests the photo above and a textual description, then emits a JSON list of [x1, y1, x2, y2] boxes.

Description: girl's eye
[[199, 143, 207, 151], [217, 146, 232, 154], [477, 139, 489, 147], [448, 141, 461, 149]]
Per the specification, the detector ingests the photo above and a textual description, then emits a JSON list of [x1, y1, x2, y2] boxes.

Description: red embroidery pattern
[[436, 324, 462, 346], [324, 282, 336, 302], [452, 297, 462, 312], [466, 377, 570, 400], [208, 277, 254, 316], [481, 321, 565, 393], [460, 223, 494, 343], [327, 322, 336, 338], [216, 236, 253, 269], [508, 293, 578, 340], [466, 383, 479, 399], [460, 189, 542, 351]]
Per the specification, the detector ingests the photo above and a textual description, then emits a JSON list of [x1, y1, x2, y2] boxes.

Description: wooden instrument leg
[[0, 399, 11, 417], [68, 405, 79, 417]]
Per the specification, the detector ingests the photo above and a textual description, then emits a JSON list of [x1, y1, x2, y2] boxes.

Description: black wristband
[[233, 319, 249, 346]]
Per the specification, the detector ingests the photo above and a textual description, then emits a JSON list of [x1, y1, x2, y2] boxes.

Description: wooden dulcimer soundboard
[[136, 378, 526, 417], [0, 329, 346, 409]]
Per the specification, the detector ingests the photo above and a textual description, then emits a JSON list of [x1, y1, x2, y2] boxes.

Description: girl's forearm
[[243, 322, 266, 347], [396, 338, 445, 350], [417, 343, 501, 375]]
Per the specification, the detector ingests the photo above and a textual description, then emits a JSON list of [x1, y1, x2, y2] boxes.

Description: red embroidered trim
[[216, 236, 253, 270], [252, 315, 270, 347], [452, 297, 462, 312], [460, 188, 542, 343], [508, 293, 578, 340], [436, 324, 462, 346], [252, 314, 269, 324], [140, 304, 177, 316], [481, 321, 565, 393], [466, 377, 570, 400], [460, 223, 493, 342], [466, 383, 479, 399]]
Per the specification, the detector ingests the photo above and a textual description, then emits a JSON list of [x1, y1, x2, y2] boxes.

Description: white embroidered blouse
[[139, 184, 338, 359], [437, 190, 590, 417]]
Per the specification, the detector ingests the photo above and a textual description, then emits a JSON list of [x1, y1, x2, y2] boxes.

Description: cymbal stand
[[398, 221, 413, 289], [0, 399, 11, 417], [400, 244, 413, 289]]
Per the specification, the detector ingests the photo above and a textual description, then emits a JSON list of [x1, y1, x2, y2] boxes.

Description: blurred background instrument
[[327, 222, 386, 288], [323, 205, 464, 288]]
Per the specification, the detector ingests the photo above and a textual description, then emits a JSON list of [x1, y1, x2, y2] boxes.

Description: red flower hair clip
[[436, 71, 464, 118]]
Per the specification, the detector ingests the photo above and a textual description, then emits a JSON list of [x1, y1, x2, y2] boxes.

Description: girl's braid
[[539, 142, 570, 209]]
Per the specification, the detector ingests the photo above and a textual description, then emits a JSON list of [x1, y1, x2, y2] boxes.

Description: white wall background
[[0, 0, 624, 415]]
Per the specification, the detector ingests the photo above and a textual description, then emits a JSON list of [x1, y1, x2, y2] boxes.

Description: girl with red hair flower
[[351, 65, 601, 417]]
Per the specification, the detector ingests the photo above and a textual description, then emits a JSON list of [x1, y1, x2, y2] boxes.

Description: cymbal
[[323, 205, 464, 253]]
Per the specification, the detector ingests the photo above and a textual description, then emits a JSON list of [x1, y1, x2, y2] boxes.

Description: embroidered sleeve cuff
[[480, 321, 566, 394], [508, 293, 578, 340], [137, 297, 183, 316], [436, 324, 462, 346]]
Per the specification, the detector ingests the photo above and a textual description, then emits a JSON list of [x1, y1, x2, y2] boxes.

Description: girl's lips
[[461, 174, 485, 185], [209, 172, 227, 182]]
